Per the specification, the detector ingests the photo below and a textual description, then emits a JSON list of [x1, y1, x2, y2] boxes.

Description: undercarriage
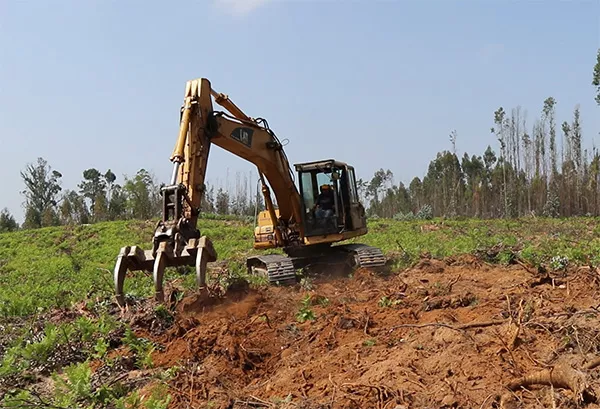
[[246, 243, 387, 285]]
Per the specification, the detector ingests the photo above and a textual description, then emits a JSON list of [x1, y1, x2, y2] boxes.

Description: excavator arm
[[171, 79, 303, 239], [113, 78, 304, 306]]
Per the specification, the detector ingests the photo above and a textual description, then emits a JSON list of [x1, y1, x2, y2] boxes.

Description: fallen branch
[[388, 319, 504, 333]]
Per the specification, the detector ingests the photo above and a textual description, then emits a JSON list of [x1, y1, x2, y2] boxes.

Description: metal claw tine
[[196, 247, 208, 288], [153, 252, 167, 303], [114, 247, 130, 308]]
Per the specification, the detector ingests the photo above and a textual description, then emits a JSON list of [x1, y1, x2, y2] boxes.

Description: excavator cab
[[252, 159, 368, 249], [295, 159, 367, 237]]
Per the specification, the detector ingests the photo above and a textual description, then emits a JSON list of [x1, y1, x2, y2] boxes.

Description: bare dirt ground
[[109, 255, 600, 409]]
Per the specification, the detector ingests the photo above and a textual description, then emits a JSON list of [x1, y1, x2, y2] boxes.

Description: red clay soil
[[123, 256, 600, 408]]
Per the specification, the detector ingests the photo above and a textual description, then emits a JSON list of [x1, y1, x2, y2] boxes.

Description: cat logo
[[230, 127, 253, 148]]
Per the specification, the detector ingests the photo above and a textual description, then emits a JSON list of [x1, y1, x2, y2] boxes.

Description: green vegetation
[[351, 216, 600, 269], [0, 314, 119, 377], [0, 217, 255, 317], [3, 215, 600, 319], [3, 359, 172, 409], [296, 294, 316, 323]]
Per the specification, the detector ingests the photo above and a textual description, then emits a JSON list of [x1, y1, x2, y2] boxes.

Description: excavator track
[[246, 254, 298, 285], [340, 243, 387, 270]]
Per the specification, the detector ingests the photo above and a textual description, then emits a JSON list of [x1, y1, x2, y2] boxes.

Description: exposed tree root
[[506, 363, 587, 394], [501, 362, 597, 407]]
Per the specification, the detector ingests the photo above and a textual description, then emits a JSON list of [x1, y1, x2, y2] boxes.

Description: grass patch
[[347, 216, 600, 269], [0, 218, 256, 317], [2, 216, 600, 317]]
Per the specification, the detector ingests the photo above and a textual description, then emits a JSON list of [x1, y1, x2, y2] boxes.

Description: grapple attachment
[[114, 236, 217, 307]]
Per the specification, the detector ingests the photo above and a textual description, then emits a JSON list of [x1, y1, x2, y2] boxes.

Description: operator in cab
[[314, 184, 334, 218]]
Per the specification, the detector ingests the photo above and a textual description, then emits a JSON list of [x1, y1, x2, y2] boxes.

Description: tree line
[[362, 102, 588, 219], [358, 50, 600, 220], [0, 159, 265, 232], [1, 49, 599, 232]]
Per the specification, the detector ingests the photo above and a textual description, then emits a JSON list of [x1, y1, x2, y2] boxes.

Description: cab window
[[348, 167, 358, 203]]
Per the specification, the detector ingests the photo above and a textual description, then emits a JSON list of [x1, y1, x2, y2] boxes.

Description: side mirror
[[331, 171, 340, 180]]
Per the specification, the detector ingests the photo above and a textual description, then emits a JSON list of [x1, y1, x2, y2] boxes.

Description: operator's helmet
[[320, 184, 330, 192]]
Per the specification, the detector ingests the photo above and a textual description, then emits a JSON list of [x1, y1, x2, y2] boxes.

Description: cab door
[[345, 166, 367, 230]]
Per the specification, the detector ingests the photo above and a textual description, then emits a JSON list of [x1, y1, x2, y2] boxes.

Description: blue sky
[[1, 0, 599, 223]]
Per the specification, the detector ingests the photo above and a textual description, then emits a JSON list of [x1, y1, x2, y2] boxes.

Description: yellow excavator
[[113, 78, 386, 307]]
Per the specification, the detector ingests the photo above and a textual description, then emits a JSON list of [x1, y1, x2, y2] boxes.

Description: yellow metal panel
[[302, 227, 368, 245]]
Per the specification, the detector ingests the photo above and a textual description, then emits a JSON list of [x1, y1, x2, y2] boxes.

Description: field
[[3, 216, 600, 408]]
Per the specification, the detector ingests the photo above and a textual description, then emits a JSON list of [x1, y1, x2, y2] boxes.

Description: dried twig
[[447, 275, 461, 293], [247, 394, 276, 407], [340, 383, 396, 409], [584, 357, 600, 370], [514, 258, 536, 274], [522, 347, 552, 369], [509, 299, 524, 350], [478, 393, 494, 409], [235, 398, 275, 408], [329, 373, 338, 407], [388, 319, 504, 333], [189, 364, 195, 408], [248, 313, 272, 329]]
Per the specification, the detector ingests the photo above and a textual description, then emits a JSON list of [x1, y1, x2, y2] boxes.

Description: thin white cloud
[[213, 0, 273, 16]]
